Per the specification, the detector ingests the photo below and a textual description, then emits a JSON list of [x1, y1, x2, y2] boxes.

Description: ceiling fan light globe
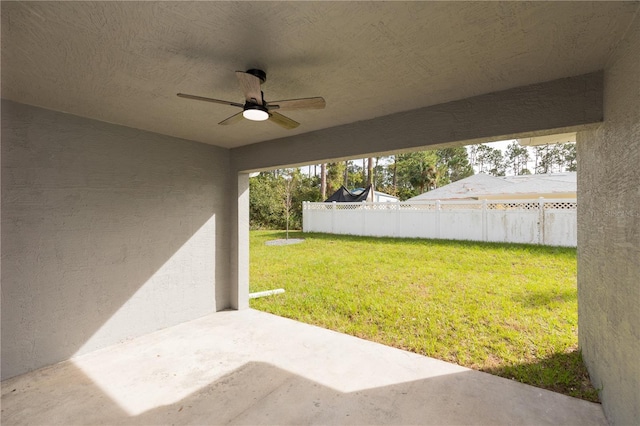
[[243, 107, 269, 121]]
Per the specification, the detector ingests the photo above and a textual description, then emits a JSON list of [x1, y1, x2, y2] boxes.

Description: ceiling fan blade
[[268, 111, 300, 129], [269, 97, 326, 111], [177, 93, 243, 108], [236, 71, 263, 105], [218, 111, 244, 126]]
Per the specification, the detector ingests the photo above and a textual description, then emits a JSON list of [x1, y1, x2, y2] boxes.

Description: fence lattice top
[[303, 198, 577, 211]]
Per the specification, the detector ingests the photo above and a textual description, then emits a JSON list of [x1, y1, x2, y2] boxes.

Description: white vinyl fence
[[303, 198, 577, 247]]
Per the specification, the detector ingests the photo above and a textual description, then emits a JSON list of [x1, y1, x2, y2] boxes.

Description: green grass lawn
[[249, 230, 598, 402]]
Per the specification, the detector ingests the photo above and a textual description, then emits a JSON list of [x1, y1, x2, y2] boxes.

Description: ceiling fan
[[177, 69, 325, 129]]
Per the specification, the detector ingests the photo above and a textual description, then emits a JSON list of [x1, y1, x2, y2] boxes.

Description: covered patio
[[1, 309, 607, 425], [2, 2, 638, 424]]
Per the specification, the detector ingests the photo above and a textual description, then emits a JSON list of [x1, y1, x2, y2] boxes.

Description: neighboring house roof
[[501, 173, 577, 184], [408, 174, 511, 201], [408, 173, 576, 201], [495, 173, 576, 198]]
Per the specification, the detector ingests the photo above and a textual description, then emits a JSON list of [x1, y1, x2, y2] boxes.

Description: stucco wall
[[1, 101, 230, 379], [231, 73, 603, 173], [577, 16, 640, 426]]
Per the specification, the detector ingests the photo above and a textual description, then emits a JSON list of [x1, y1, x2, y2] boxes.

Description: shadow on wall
[[1, 101, 230, 379], [0, 361, 606, 425]]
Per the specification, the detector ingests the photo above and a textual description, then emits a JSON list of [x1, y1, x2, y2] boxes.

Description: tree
[[346, 160, 365, 189], [391, 155, 398, 194], [487, 148, 507, 176], [471, 144, 505, 176], [533, 143, 577, 173], [281, 171, 295, 239], [435, 147, 474, 183], [505, 141, 530, 175], [249, 140, 577, 231], [372, 156, 396, 196], [320, 163, 327, 200], [535, 144, 552, 173], [343, 160, 349, 187], [396, 151, 441, 196], [249, 172, 286, 229], [561, 143, 577, 172], [326, 162, 345, 195], [472, 144, 492, 174], [467, 144, 479, 166], [552, 144, 564, 173], [249, 169, 321, 230]]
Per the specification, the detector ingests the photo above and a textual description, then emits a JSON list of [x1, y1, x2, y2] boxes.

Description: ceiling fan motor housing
[[246, 69, 267, 84]]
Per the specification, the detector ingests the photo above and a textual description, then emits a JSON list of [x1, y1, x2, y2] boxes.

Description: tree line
[[250, 142, 576, 230], [469, 141, 576, 176]]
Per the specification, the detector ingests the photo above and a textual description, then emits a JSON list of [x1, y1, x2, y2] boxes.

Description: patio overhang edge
[[230, 71, 603, 173]]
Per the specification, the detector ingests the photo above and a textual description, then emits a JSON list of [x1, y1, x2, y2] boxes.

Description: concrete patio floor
[[1, 309, 607, 425]]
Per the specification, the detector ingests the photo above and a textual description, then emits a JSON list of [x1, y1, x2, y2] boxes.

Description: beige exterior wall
[[1, 101, 231, 379], [577, 16, 640, 425]]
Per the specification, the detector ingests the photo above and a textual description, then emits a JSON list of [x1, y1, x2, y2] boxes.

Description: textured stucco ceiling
[[1, 2, 637, 149]]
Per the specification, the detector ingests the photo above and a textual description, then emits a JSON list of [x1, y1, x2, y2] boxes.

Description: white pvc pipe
[[249, 288, 285, 299]]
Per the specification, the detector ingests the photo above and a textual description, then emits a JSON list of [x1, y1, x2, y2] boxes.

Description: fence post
[[538, 197, 545, 245], [362, 200, 367, 236], [332, 201, 337, 234], [394, 200, 399, 237], [435, 200, 441, 239], [482, 199, 488, 242], [302, 201, 307, 232]]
